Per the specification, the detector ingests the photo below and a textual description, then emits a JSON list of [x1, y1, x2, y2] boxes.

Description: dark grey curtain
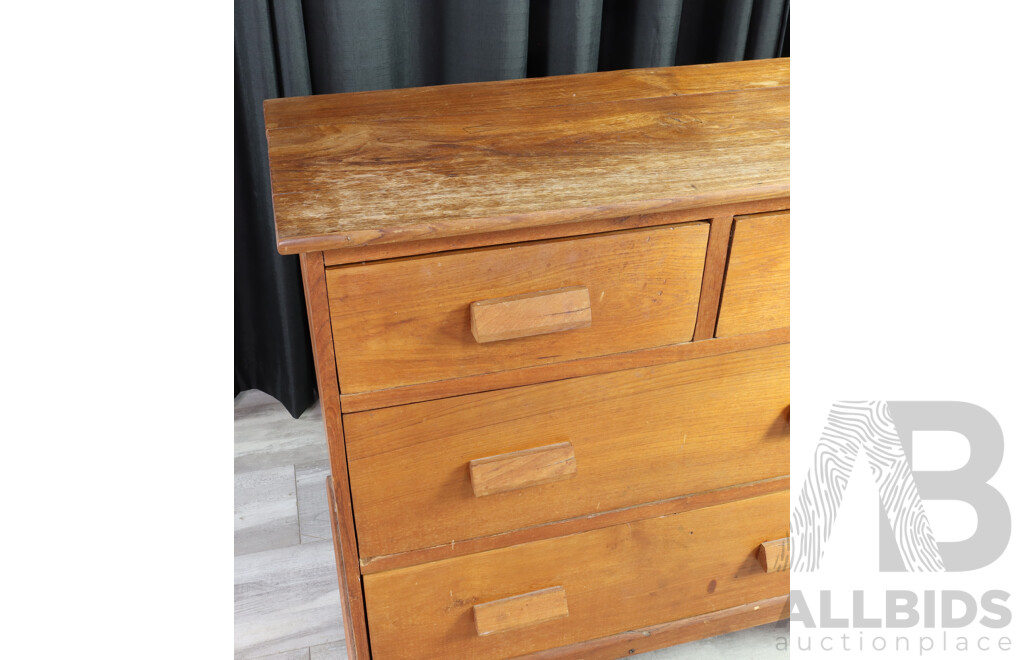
[[235, 0, 790, 418]]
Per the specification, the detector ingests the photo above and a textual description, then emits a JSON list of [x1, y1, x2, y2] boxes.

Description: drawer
[[716, 211, 789, 337], [325, 223, 709, 395], [346, 343, 789, 559], [363, 491, 790, 659]]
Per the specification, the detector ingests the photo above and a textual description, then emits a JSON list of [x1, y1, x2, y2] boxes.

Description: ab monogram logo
[[792, 401, 1010, 572]]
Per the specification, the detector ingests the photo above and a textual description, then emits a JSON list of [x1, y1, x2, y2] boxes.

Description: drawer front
[[346, 343, 789, 559], [363, 491, 790, 659], [716, 211, 789, 337], [326, 223, 709, 395]]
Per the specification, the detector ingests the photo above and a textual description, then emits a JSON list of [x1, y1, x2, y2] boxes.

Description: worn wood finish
[[363, 491, 790, 660], [269, 61, 791, 660], [469, 442, 577, 498], [758, 537, 792, 573], [298, 252, 370, 660], [359, 477, 789, 575], [346, 344, 789, 559], [517, 595, 790, 660], [692, 215, 735, 341], [474, 587, 570, 636], [471, 287, 591, 344], [340, 325, 788, 413], [327, 223, 708, 396], [266, 61, 789, 254], [266, 58, 789, 131], [321, 197, 789, 266], [716, 211, 790, 338]]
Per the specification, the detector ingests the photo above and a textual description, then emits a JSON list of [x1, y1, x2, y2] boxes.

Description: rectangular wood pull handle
[[470, 286, 591, 343], [469, 442, 577, 497], [473, 586, 569, 636], [758, 537, 791, 573]]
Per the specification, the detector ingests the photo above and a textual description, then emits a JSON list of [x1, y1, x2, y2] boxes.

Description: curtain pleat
[[599, 0, 685, 70], [716, 0, 755, 63], [440, 0, 532, 83], [304, 0, 415, 93], [234, 0, 316, 417], [778, 3, 790, 58], [270, 0, 313, 97], [746, 0, 789, 60], [528, 0, 604, 77], [234, 0, 791, 417]]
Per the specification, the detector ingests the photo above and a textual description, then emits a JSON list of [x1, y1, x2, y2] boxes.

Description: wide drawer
[[363, 491, 790, 660], [326, 223, 709, 395], [346, 343, 789, 559], [716, 211, 789, 337]]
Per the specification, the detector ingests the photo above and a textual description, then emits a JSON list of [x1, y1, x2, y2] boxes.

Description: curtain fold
[[235, 0, 316, 418], [235, 0, 790, 418], [528, 0, 604, 77]]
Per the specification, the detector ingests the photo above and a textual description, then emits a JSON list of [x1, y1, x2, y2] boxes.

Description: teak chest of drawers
[[265, 58, 790, 660]]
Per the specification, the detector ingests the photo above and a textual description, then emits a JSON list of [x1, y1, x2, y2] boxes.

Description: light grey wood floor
[[234, 389, 789, 659], [235, 390, 345, 660]]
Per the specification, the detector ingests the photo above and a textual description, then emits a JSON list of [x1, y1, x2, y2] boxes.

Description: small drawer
[[325, 223, 709, 395], [363, 491, 790, 660], [346, 343, 789, 559], [716, 211, 789, 337]]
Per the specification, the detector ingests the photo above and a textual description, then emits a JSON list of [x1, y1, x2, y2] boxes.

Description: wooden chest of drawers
[[265, 57, 790, 659]]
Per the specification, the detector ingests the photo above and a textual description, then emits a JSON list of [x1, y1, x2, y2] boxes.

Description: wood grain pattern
[[234, 536, 346, 659], [473, 587, 569, 636], [518, 595, 789, 660], [234, 389, 329, 473], [266, 58, 789, 131], [234, 465, 300, 556], [359, 477, 789, 575], [716, 211, 790, 338], [265, 60, 788, 254], [320, 197, 789, 266], [469, 442, 577, 497], [471, 287, 591, 343], [758, 537, 791, 573], [295, 460, 333, 543], [252, 648, 313, 660], [233, 389, 347, 658], [298, 252, 370, 660], [327, 223, 708, 396], [309, 642, 346, 660], [692, 215, 735, 341], [362, 491, 790, 660], [346, 343, 789, 559], [280, 61, 791, 660], [340, 326, 789, 413]]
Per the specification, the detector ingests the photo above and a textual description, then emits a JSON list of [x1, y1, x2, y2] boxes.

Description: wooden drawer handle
[[469, 442, 577, 497], [758, 537, 791, 573], [470, 286, 591, 343], [473, 586, 569, 636]]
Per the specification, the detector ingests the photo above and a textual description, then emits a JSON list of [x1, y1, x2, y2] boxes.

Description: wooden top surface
[[265, 58, 789, 255]]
